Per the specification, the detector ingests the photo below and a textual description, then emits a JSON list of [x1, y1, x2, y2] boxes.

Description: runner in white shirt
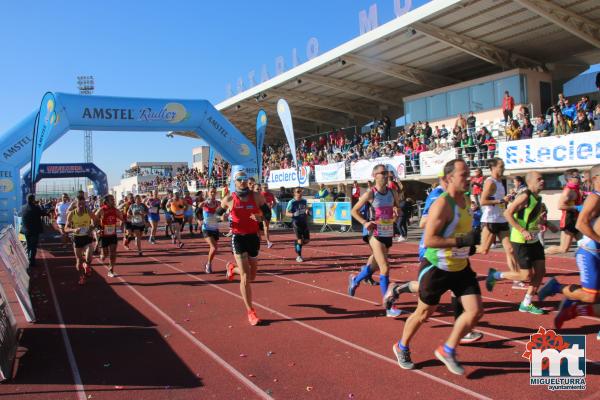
[[55, 193, 71, 246]]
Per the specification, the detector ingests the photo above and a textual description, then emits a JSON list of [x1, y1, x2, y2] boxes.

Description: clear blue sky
[[0, 0, 428, 187]]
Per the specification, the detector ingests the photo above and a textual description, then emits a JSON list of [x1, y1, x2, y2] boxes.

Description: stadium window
[[426, 93, 447, 120], [406, 98, 427, 123], [447, 88, 470, 116], [541, 173, 564, 191], [469, 82, 494, 112], [494, 75, 522, 106]]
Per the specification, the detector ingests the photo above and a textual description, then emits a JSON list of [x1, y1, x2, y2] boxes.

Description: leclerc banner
[[267, 166, 310, 189], [350, 155, 405, 181], [419, 149, 456, 176], [315, 162, 346, 183], [498, 131, 600, 170]]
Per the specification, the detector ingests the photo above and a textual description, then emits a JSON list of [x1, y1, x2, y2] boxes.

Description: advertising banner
[[315, 162, 346, 183], [498, 131, 600, 170], [267, 167, 310, 189], [310, 202, 326, 224], [0, 226, 35, 322], [350, 155, 405, 181], [270, 201, 291, 223], [325, 202, 352, 226], [276, 99, 297, 168], [31, 93, 57, 187], [256, 109, 267, 180], [419, 149, 456, 176], [0, 280, 17, 381]]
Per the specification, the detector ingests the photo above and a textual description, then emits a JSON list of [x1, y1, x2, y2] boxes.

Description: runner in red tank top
[[94, 194, 123, 278], [220, 170, 268, 326]]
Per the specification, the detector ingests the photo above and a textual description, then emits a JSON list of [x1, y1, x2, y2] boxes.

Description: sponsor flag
[[276, 99, 297, 169], [31, 92, 57, 190], [256, 109, 267, 181], [208, 147, 215, 178]]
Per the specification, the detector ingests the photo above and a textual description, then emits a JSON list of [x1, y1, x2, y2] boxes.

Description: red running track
[[0, 231, 598, 400]]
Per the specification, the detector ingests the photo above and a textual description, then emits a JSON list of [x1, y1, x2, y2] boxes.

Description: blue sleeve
[[286, 201, 294, 212], [423, 189, 442, 217]]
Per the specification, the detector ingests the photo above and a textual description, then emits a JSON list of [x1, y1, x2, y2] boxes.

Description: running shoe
[[78, 275, 86, 285], [178, 242, 184, 249], [555, 299, 577, 329], [348, 274, 359, 297], [392, 343, 414, 370], [267, 241, 273, 249], [538, 277, 561, 301], [226, 262, 235, 281], [247, 309, 261, 326], [386, 306, 403, 318], [460, 331, 483, 344], [383, 283, 399, 309], [485, 268, 498, 292], [394, 236, 407, 242], [434, 346, 464, 375], [107, 270, 116, 278], [511, 281, 527, 290], [205, 263, 212, 274], [296, 256, 304, 263], [519, 302, 545, 315], [171, 236, 176, 244]]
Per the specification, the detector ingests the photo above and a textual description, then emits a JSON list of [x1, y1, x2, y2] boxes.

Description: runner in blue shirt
[[286, 188, 311, 262]]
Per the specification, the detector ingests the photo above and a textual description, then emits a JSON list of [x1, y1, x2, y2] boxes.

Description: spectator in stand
[[351, 181, 361, 207], [466, 111, 476, 136], [315, 183, 329, 202], [502, 90, 515, 123], [561, 98, 576, 121], [535, 115, 553, 137], [460, 131, 476, 167], [454, 113, 467, 132], [334, 184, 346, 202], [483, 129, 497, 160], [554, 112, 571, 135], [505, 119, 521, 141], [520, 117, 534, 139], [382, 116, 392, 141], [593, 104, 600, 131], [423, 121, 432, 139], [572, 109, 592, 133], [440, 124, 449, 138], [470, 168, 484, 206], [518, 104, 530, 120]]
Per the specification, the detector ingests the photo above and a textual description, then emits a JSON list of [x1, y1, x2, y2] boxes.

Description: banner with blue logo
[[325, 202, 352, 226], [31, 92, 57, 188], [315, 162, 346, 183], [267, 167, 310, 189], [498, 131, 600, 170], [276, 99, 297, 168], [256, 109, 267, 181]]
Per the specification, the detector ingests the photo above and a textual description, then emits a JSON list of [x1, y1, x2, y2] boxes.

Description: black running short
[[202, 229, 219, 241], [292, 220, 310, 241], [232, 234, 260, 258], [511, 241, 545, 269], [130, 224, 145, 232], [367, 234, 393, 249], [73, 235, 92, 248], [484, 222, 509, 235], [173, 217, 185, 226], [418, 261, 481, 306], [560, 211, 578, 235], [100, 235, 118, 248]]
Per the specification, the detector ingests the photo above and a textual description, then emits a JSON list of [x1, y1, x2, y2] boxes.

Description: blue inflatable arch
[[22, 163, 109, 201], [0, 92, 258, 225]]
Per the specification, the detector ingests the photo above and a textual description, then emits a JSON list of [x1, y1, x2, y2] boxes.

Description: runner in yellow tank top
[[393, 159, 483, 376], [66, 198, 97, 285]]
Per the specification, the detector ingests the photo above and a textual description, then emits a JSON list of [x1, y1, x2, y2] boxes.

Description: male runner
[[478, 158, 520, 287], [55, 193, 71, 246], [120, 193, 134, 250], [193, 190, 205, 233], [167, 191, 186, 248], [161, 190, 174, 238], [66, 197, 96, 285], [146, 190, 161, 244], [286, 188, 310, 262], [258, 184, 275, 249], [128, 195, 148, 256], [546, 169, 583, 254], [393, 159, 482, 375], [95, 194, 123, 278], [183, 191, 195, 236], [349, 164, 402, 318], [538, 164, 600, 331], [201, 187, 220, 273], [221, 170, 270, 326], [485, 171, 547, 315]]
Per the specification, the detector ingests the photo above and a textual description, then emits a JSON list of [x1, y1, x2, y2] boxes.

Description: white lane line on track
[[145, 255, 492, 400], [41, 251, 87, 400], [96, 261, 272, 400]]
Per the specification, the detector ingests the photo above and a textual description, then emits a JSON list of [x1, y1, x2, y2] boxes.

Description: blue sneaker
[[486, 268, 498, 292], [538, 277, 561, 302], [348, 274, 359, 297]]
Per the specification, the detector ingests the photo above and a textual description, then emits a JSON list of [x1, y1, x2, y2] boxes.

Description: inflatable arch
[[22, 163, 109, 201], [0, 92, 258, 226]]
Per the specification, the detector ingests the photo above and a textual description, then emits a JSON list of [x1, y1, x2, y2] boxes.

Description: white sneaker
[[205, 263, 212, 274], [396, 236, 407, 242], [296, 256, 304, 262], [267, 241, 273, 249], [512, 281, 527, 290], [107, 270, 116, 278]]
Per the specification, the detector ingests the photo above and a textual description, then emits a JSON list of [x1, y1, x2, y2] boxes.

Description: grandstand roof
[[205, 0, 600, 144]]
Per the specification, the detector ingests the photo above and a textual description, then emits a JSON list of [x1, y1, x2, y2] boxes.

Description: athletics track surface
[[0, 230, 598, 400]]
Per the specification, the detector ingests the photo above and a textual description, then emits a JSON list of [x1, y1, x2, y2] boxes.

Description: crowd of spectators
[[135, 160, 231, 192]]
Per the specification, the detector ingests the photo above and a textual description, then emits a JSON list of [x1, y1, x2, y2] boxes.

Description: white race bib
[[104, 225, 116, 235], [149, 207, 158, 214], [133, 215, 144, 224], [77, 226, 89, 235], [377, 219, 394, 237]]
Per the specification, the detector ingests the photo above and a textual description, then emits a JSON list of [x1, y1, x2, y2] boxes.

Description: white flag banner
[[419, 149, 456, 176], [350, 155, 405, 181], [315, 162, 346, 183]]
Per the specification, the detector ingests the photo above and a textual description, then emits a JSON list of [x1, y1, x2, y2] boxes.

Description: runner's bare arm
[[479, 179, 498, 206], [576, 194, 600, 243]]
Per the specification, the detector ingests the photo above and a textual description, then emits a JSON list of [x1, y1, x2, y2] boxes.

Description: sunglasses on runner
[[236, 176, 249, 182]]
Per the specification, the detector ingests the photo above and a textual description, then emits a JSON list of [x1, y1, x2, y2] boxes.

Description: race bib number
[[175, 209, 184, 216], [376, 219, 394, 237], [133, 215, 144, 224], [149, 207, 158, 214], [78, 226, 89, 235], [204, 215, 219, 230], [104, 225, 116, 235], [451, 247, 470, 258]]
